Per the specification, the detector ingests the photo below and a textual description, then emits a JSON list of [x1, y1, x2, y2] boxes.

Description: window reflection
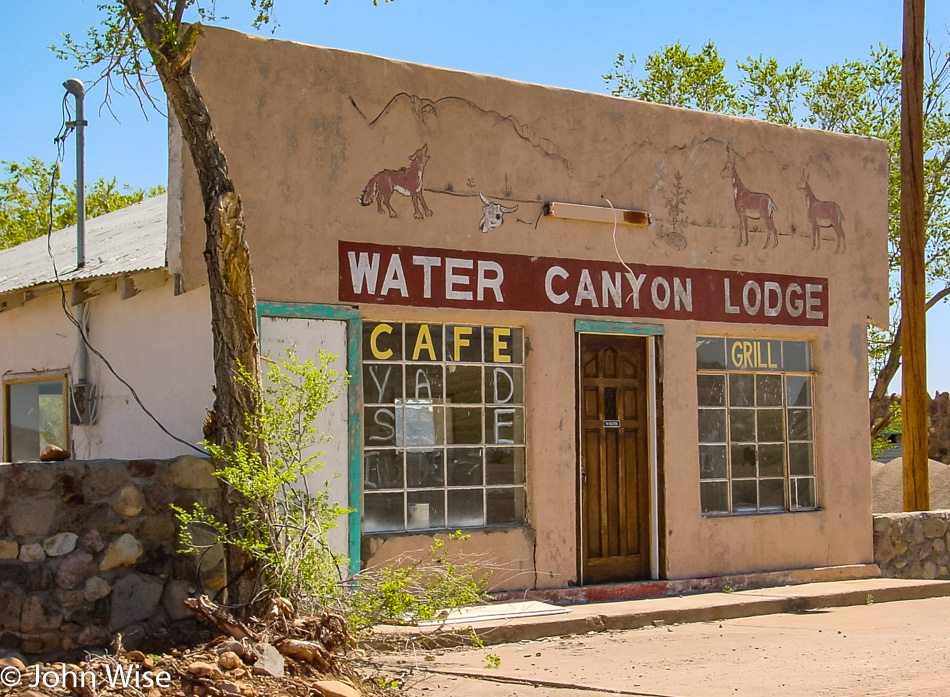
[[696, 337, 816, 515], [363, 323, 526, 533], [6, 377, 68, 463]]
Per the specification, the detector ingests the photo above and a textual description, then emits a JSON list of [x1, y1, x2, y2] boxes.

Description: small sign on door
[[603, 420, 621, 428]]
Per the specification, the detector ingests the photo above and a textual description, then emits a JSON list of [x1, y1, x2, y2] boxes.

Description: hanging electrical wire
[[44, 93, 205, 456], [603, 195, 641, 306]]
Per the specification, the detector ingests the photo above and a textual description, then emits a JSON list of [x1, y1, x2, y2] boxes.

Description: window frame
[[362, 321, 527, 535], [696, 337, 818, 516], [3, 372, 70, 463]]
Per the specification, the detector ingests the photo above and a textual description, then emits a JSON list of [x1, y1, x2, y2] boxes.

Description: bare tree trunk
[[869, 322, 903, 440], [124, 0, 265, 609]]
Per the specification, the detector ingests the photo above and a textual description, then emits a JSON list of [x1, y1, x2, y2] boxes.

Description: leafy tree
[[174, 350, 351, 613], [606, 42, 740, 113], [54, 0, 389, 609], [605, 40, 950, 440], [173, 350, 489, 638], [0, 157, 164, 249]]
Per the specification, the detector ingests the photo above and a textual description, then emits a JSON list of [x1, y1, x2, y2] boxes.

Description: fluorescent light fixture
[[544, 201, 650, 226]]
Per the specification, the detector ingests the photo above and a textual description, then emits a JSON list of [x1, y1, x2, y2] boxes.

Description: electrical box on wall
[[70, 382, 98, 425]]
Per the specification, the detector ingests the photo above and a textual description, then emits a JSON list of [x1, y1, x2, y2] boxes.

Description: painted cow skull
[[478, 193, 518, 233]]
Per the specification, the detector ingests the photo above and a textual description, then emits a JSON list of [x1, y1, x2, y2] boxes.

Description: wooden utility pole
[[901, 0, 929, 511]]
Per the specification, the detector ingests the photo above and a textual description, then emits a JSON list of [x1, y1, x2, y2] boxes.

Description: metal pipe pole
[[64, 79, 89, 419], [64, 79, 86, 269]]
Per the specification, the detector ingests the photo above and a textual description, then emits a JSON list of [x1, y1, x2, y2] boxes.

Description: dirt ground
[[378, 596, 950, 697]]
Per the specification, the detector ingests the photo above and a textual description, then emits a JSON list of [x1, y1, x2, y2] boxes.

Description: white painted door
[[259, 316, 350, 561]]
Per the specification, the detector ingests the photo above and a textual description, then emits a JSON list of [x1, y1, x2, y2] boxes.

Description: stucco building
[[1, 27, 889, 591]]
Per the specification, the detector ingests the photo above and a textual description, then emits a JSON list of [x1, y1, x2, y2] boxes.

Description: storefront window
[[363, 322, 526, 533], [696, 337, 816, 515], [4, 375, 69, 463]]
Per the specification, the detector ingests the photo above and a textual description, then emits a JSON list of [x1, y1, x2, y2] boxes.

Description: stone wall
[[0, 457, 224, 661], [873, 511, 950, 579]]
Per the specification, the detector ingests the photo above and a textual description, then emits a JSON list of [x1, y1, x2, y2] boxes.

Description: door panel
[[260, 316, 350, 559], [580, 334, 650, 584]]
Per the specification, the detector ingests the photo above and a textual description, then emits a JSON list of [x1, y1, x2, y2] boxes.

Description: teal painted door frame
[[257, 302, 363, 574], [574, 319, 665, 336]]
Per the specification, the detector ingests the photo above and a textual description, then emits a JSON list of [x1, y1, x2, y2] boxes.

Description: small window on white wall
[[4, 375, 69, 462]]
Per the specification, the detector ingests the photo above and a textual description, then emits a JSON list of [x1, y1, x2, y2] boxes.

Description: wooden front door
[[579, 334, 651, 584]]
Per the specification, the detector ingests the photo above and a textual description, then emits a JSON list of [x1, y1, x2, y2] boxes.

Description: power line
[[44, 96, 205, 456]]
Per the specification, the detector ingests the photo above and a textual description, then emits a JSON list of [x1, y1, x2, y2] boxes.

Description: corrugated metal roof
[[0, 194, 167, 295]]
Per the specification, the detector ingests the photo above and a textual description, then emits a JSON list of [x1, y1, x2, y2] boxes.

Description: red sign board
[[338, 241, 829, 326]]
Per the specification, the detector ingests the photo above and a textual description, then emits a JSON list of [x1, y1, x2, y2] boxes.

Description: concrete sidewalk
[[374, 576, 950, 648]]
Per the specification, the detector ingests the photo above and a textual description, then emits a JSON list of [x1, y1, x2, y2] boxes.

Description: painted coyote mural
[[358, 144, 434, 220]]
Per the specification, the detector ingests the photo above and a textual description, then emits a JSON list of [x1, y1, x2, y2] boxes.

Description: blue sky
[[3, 0, 950, 389]]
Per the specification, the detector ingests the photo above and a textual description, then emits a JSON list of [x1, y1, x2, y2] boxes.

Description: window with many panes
[[3, 375, 69, 463], [362, 322, 526, 533], [696, 337, 816, 515]]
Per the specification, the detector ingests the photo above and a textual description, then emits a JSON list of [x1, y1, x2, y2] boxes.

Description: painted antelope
[[798, 169, 845, 254], [720, 159, 779, 249]]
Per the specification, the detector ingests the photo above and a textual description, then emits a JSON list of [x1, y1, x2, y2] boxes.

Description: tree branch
[[927, 284, 950, 310], [172, 0, 188, 29], [869, 285, 950, 436], [184, 595, 256, 641]]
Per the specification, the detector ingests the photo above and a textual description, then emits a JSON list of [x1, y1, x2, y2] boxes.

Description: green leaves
[[184, 349, 350, 612], [0, 157, 164, 249], [803, 45, 902, 135], [344, 531, 489, 634], [177, 349, 487, 629], [55, 3, 156, 108], [737, 56, 811, 126], [0, 158, 57, 249], [605, 42, 740, 114]]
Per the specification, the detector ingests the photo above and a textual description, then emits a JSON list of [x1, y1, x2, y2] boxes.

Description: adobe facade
[[99, 27, 900, 588]]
